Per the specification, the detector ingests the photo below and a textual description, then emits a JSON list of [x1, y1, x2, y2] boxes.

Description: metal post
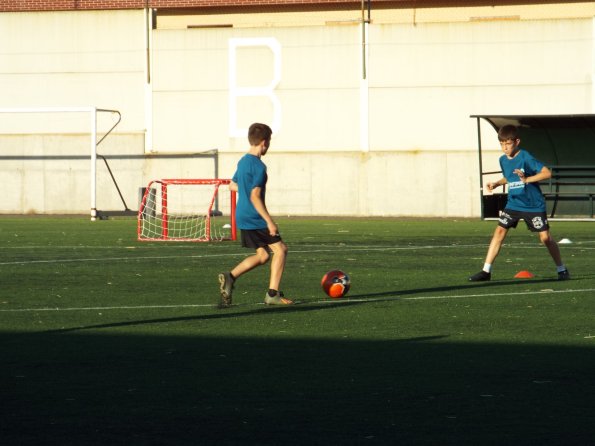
[[476, 117, 485, 220], [90, 107, 97, 221]]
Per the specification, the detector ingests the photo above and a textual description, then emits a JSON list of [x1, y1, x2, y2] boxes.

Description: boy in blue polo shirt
[[218, 123, 293, 307], [469, 124, 570, 281]]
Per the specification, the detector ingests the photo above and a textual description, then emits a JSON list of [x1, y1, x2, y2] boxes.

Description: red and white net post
[[137, 179, 237, 242]]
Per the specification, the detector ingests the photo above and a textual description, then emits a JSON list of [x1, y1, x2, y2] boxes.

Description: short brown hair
[[498, 124, 519, 141], [248, 123, 272, 146]]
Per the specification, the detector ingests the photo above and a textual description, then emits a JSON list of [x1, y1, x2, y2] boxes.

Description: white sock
[[483, 263, 492, 273], [556, 265, 567, 273]]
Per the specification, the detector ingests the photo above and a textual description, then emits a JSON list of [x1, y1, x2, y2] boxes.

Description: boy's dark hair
[[248, 123, 273, 146], [498, 124, 519, 141]]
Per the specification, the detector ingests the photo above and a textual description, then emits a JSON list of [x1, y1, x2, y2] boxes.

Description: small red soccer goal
[[137, 179, 236, 242]]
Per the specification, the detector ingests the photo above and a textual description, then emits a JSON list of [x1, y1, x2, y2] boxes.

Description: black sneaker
[[218, 272, 234, 308], [557, 269, 570, 281], [468, 270, 491, 282]]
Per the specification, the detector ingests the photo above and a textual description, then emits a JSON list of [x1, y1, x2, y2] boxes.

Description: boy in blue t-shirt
[[469, 125, 570, 281], [218, 123, 293, 307]]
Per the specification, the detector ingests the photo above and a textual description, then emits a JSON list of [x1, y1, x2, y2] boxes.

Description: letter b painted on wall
[[228, 37, 282, 138]]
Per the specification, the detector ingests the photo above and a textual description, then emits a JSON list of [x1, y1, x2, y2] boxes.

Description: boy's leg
[[523, 213, 569, 280], [231, 247, 270, 279], [537, 230, 569, 279], [469, 225, 509, 281], [538, 230, 563, 265], [485, 225, 509, 265], [267, 240, 288, 291], [264, 241, 293, 305], [219, 248, 270, 308]]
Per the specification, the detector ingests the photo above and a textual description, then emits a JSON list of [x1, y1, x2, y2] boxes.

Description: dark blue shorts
[[240, 228, 282, 250], [498, 209, 549, 232]]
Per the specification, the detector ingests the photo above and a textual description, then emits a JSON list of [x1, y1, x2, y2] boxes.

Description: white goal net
[[137, 179, 236, 242]]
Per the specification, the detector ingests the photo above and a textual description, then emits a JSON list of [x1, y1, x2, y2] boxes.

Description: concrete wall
[[0, 5, 594, 217]]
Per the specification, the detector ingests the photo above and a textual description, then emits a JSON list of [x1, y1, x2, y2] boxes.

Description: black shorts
[[498, 209, 550, 232], [240, 228, 282, 250]]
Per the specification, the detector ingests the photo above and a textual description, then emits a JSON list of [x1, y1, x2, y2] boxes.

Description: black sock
[[268, 289, 277, 297], [229, 272, 236, 281]]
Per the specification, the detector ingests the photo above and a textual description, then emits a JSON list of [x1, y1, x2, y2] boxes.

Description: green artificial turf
[[1, 216, 594, 445]]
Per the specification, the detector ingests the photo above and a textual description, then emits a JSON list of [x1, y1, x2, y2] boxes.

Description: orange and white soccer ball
[[321, 270, 351, 299]]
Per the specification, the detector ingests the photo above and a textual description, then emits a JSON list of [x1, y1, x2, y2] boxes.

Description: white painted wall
[[0, 7, 593, 217]]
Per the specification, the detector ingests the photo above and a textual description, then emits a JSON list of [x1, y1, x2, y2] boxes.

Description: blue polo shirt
[[232, 154, 268, 230], [500, 149, 546, 212]]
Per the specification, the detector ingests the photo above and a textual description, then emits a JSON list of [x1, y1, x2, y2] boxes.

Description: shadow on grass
[[45, 300, 367, 334], [345, 277, 575, 301], [2, 330, 595, 445], [45, 277, 586, 334]]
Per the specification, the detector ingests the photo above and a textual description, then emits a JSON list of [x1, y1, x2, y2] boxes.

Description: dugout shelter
[[472, 114, 595, 220]]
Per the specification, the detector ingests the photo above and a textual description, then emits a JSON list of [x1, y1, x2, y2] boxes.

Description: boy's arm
[[250, 186, 278, 236], [486, 177, 507, 192], [514, 166, 551, 184], [229, 180, 238, 192]]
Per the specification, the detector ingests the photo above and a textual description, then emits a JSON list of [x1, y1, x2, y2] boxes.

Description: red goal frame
[[137, 179, 236, 242]]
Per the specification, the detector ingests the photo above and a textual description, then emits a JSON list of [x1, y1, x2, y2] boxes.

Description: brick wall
[[0, 0, 546, 13], [0, 0, 374, 12], [1, 0, 584, 13]]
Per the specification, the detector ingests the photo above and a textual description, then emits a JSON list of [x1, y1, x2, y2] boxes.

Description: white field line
[[1, 287, 594, 313], [0, 242, 592, 266], [2, 239, 594, 251], [0, 242, 592, 312], [0, 252, 245, 266], [0, 245, 477, 266]]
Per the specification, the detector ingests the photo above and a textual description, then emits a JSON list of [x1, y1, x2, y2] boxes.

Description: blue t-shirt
[[500, 149, 546, 212], [232, 154, 268, 230]]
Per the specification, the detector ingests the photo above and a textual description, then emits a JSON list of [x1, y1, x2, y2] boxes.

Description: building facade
[[1, 1, 594, 216]]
